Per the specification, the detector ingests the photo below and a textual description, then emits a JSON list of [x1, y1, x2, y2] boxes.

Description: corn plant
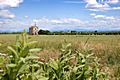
[[0, 31, 108, 80], [0, 31, 46, 80], [41, 43, 108, 80]]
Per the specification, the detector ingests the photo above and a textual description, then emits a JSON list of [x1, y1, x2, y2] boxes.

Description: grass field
[[0, 34, 120, 79]]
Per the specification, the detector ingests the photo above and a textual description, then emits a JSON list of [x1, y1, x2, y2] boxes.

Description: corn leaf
[[29, 48, 42, 52], [8, 46, 19, 58], [7, 64, 17, 68], [27, 41, 38, 46], [49, 59, 58, 70], [38, 76, 48, 80], [25, 56, 39, 60]]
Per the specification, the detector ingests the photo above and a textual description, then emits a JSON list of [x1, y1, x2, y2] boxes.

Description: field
[[0, 34, 120, 79]]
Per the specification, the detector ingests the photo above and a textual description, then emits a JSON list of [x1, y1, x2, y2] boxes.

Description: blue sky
[[0, 0, 120, 32]]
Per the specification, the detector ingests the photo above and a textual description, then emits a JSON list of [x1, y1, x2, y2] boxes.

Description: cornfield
[[0, 31, 119, 80]]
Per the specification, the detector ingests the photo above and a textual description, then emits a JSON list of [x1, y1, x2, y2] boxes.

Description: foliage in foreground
[[0, 32, 108, 80]]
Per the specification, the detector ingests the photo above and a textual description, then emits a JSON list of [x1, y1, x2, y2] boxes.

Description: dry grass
[[36, 49, 60, 62]]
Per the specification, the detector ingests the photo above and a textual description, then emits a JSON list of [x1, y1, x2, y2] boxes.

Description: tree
[[38, 29, 50, 35]]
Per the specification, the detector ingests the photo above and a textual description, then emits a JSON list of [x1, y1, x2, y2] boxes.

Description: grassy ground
[[0, 34, 120, 51], [0, 34, 120, 79]]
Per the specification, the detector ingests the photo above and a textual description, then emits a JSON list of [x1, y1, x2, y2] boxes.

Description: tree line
[[38, 29, 120, 35], [0, 29, 120, 35]]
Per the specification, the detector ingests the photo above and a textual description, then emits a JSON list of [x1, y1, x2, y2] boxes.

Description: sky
[[0, 0, 120, 32]]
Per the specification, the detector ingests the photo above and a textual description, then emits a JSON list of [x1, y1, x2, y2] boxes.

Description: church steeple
[[34, 22, 37, 27]]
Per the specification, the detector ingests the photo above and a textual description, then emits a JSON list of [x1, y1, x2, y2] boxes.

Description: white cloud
[[0, 0, 23, 9], [84, 0, 120, 11], [107, 0, 119, 4], [0, 10, 15, 18], [33, 18, 82, 25], [0, 0, 23, 18], [105, 16, 115, 19], [94, 15, 115, 20], [59, 18, 81, 23], [90, 13, 115, 20], [31, 17, 120, 31], [0, 17, 120, 32], [24, 16, 29, 19], [111, 7, 120, 10], [94, 15, 105, 18], [85, 3, 110, 11], [0, 19, 29, 32], [85, 0, 98, 4], [51, 19, 64, 24]]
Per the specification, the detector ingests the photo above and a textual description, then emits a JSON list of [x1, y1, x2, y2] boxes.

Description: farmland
[[0, 34, 120, 79], [0, 34, 120, 52]]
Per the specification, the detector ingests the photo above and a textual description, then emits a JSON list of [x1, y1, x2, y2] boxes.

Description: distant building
[[29, 24, 39, 35]]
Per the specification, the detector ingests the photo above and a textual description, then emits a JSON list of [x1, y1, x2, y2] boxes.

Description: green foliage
[[37, 30, 120, 35], [33, 42, 108, 80], [0, 31, 42, 80], [0, 31, 108, 80], [38, 29, 50, 35]]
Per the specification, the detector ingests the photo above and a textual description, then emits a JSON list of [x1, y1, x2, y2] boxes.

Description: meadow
[[0, 34, 120, 79]]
